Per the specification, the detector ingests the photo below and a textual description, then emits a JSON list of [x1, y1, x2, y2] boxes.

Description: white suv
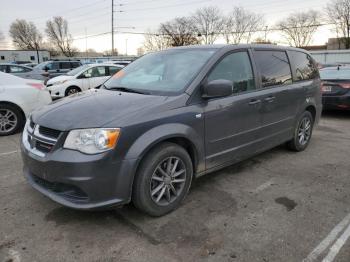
[[46, 64, 122, 99]]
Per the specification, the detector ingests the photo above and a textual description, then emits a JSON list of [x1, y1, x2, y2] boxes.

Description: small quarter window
[[289, 51, 319, 81]]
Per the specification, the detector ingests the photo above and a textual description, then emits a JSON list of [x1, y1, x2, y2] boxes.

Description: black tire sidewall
[[0, 104, 24, 136], [65, 87, 80, 96], [133, 143, 193, 216]]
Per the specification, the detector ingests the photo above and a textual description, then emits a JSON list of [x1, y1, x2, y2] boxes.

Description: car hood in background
[[31, 89, 182, 131], [47, 75, 75, 85]]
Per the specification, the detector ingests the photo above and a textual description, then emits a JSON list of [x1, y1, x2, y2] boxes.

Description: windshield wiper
[[106, 86, 149, 95]]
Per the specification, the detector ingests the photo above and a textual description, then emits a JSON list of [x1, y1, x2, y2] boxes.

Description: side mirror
[[202, 79, 233, 98], [85, 73, 92, 78]]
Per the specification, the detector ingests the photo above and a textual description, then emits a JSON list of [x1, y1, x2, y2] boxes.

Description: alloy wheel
[[0, 109, 17, 134], [298, 117, 312, 146], [67, 88, 79, 96], [150, 156, 187, 206]]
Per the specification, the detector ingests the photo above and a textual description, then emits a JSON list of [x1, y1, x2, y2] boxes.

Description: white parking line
[[303, 213, 350, 262], [322, 222, 350, 262], [0, 150, 18, 157], [253, 179, 274, 194]]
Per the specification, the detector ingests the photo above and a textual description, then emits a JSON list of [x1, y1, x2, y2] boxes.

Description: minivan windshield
[[103, 49, 216, 95]]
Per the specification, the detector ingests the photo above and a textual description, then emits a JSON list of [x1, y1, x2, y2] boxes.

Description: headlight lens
[[52, 80, 68, 86], [64, 128, 120, 154]]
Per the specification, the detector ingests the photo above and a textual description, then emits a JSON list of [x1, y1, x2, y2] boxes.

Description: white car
[[0, 72, 52, 136], [46, 64, 122, 99]]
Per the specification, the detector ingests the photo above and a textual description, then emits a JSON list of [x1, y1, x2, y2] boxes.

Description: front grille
[[25, 121, 61, 155], [39, 126, 61, 139], [35, 140, 54, 153], [29, 120, 35, 129], [32, 175, 88, 202]]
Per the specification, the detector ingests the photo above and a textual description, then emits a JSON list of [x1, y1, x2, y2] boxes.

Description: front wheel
[[287, 111, 314, 151], [0, 104, 24, 136], [65, 86, 81, 96], [132, 142, 193, 216]]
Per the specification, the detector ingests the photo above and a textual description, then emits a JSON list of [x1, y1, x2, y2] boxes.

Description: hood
[[31, 89, 179, 131], [47, 75, 75, 85]]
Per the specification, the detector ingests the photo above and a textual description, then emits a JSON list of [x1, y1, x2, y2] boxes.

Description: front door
[[204, 50, 263, 170]]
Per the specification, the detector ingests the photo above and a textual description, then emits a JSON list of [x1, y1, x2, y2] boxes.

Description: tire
[[0, 104, 24, 136], [132, 142, 193, 217], [65, 86, 81, 96], [287, 111, 314, 152]]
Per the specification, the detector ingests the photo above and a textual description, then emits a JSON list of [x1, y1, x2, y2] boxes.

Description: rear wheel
[[0, 104, 24, 136], [65, 86, 81, 96], [287, 111, 314, 151], [132, 142, 193, 216]]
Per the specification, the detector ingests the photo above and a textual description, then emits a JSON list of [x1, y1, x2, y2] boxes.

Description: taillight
[[339, 83, 350, 89], [27, 83, 44, 90]]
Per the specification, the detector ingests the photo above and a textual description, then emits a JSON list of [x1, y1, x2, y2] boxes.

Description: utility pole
[[111, 0, 114, 56]]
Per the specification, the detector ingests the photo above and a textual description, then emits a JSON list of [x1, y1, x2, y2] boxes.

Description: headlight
[[51, 80, 68, 86], [64, 128, 120, 154]]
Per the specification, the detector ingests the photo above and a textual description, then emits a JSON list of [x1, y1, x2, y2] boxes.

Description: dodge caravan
[[21, 45, 322, 216]]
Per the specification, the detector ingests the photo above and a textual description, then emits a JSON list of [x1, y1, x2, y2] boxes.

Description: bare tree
[[45, 16, 76, 57], [326, 0, 350, 49], [9, 19, 42, 50], [160, 17, 199, 47], [143, 30, 171, 52], [277, 10, 321, 47], [222, 7, 264, 44], [191, 6, 224, 44]]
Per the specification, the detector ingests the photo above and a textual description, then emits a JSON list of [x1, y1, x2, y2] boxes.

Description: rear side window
[[9, 66, 31, 73], [71, 62, 81, 68], [289, 51, 318, 81], [0, 65, 7, 72], [60, 62, 72, 69], [207, 51, 255, 94], [254, 50, 292, 88], [108, 66, 121, 76]]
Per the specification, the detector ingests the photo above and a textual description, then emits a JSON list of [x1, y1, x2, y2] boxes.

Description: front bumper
[[21, 141, 138, 210], [323, 93, 350, 110]]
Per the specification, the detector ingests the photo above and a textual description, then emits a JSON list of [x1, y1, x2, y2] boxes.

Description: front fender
[[124, 123, 205, 174]]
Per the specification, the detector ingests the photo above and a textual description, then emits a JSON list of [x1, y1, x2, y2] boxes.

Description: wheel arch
[[305, 104, 316, 121], [0, 101, 26, 120]]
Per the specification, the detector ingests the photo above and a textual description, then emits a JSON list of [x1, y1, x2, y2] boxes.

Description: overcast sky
[[0, 0, 333, 55]]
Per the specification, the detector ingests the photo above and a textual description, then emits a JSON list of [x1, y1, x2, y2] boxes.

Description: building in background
[[0, 50, 50, 63]]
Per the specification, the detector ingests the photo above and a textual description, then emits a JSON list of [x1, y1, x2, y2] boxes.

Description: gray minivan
[[21, 45, 322, 216]]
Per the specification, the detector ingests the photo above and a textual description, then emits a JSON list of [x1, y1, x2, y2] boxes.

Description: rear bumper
[[323, 93, 350, 110], [21, 142, 138, 210]]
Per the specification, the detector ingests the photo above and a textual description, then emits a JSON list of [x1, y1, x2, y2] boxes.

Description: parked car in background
[[0, 72, 51, 136], [107, 60, 132, 67], [320, 66, 350, 110], [21, 45, 321, 216], [23, 63, 38, 68], [0, 63, 36, 79], [45, 64, 122, 99], [33, 60, 82, 81]]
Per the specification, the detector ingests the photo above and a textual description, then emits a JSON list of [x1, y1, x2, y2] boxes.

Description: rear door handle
[[248, 99, 261, 105], [264, 96, 275, 103]]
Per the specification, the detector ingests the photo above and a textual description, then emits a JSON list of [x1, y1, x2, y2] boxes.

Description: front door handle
[[264, 96, 275, 103], [248, 99, 261, 105]]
